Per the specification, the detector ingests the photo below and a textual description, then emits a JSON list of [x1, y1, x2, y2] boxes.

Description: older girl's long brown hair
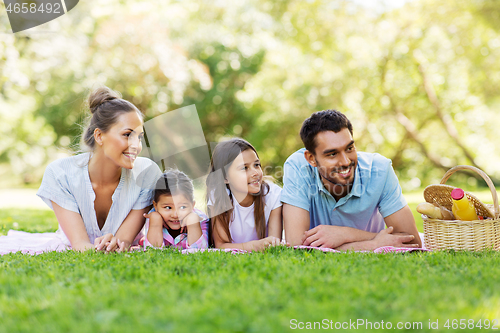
[[206, 138, 269, 243]]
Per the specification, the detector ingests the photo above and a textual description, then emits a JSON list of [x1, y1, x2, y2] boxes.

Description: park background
[[1, 0, 500, 332], [2, 0, 500, 190]]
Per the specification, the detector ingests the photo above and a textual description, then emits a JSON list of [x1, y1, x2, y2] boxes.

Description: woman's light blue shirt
[[37, 153, 161, 244], [281, 149, 407, 233]]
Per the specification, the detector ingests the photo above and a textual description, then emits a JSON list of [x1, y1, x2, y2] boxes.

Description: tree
[[1, 0, 499, 189]]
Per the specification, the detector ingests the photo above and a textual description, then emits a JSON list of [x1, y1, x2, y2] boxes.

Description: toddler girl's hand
[[144, 211, 165, 228], [180, 212, 201, 227]]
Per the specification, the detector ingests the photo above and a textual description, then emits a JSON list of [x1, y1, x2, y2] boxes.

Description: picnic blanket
[[0, 230, 69, 255], [180, 245, 428, 254], [181, 232, 428, 254], [0, 231, 428, 255]]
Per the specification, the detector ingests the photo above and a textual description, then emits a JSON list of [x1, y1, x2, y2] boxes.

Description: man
[[281, 110, 422, 250]]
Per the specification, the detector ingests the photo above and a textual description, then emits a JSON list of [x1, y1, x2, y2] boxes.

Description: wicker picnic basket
[[422, 165, 500, 251]]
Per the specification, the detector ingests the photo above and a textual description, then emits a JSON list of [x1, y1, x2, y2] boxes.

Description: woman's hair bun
[[81, 85, 142, 151], [88, 86, 121, 114]]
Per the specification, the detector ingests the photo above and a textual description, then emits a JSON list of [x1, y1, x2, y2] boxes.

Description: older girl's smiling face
[[98, 111, 144, 169], [225, 149, 263, 205]]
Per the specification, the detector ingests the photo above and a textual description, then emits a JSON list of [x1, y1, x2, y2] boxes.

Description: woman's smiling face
[[98, 111, 144, 169]]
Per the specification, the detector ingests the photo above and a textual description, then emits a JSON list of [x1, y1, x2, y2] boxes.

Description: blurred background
[[1, 0, 500, 193]]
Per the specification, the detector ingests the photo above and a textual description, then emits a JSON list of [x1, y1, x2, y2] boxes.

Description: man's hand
[[302, 225, 348, 248], [384, 205, 422, 247], [371, 226, 419, 248]]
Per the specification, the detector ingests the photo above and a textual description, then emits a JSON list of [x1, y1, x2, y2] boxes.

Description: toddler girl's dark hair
[[154, 169, 194, 203], [205, 138, 270, 243]]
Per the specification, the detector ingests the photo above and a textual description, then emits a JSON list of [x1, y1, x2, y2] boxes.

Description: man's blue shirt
[[281, 148, 407, 232]]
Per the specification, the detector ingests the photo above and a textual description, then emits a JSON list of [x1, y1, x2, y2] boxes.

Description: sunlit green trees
[[1, 0, 499, 189]]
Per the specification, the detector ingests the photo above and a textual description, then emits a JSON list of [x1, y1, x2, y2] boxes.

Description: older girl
[[206, 138, 283, 251]]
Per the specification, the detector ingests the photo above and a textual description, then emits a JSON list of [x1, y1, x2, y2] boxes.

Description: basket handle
[[440, 165, 499, 219]]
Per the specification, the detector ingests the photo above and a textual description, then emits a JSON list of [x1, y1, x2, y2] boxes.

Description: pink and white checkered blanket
[[0, 230, 69, 255], [0, 230, 428, 255], [180, 245, 428, 254]]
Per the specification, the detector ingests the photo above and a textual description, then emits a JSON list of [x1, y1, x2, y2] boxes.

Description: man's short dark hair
[[299, 109, 353, 154]]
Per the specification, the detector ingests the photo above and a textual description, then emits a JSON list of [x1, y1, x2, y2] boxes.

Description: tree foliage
[[1, 0, 500, 189]]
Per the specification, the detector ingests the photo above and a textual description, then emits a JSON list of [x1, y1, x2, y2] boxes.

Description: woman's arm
[[267, 206, 283, 239], [114, 206, 151, 251], [51, 201, 94, 252]]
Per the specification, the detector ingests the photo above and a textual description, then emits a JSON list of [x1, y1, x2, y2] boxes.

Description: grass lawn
[[1, 195, 500, 332], [0, 209, 58, 235]]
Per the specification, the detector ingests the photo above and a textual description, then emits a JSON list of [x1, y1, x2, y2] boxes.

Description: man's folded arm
[[283, 203, 310, 246], [302, 224, 376, 248], [383, 205, 422, 247]]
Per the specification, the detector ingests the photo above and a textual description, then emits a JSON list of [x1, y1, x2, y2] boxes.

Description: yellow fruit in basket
[[416, 202, 454, 220]]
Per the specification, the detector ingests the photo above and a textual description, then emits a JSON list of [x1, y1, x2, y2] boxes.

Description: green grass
[[0, 209, 58, 236], [1, 247, 500, 332], [1, 201, 500, 332]]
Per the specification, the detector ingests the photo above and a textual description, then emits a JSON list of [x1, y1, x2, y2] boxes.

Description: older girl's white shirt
[[229, 182, 282, 243], [37, 153, 161, 245]]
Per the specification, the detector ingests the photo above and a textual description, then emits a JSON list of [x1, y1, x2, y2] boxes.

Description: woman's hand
[[94, 233, 127, 253], [116, 239, 131, 253]]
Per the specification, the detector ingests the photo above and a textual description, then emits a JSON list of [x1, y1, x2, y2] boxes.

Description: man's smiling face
[[305, 128, 358, 197]]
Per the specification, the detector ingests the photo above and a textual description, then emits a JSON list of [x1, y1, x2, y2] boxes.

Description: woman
[[36, 86, 161, 252]]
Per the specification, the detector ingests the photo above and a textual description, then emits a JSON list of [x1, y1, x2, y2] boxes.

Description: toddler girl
[[144, 169, 208, 250], [206, 138, 283, 251]]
